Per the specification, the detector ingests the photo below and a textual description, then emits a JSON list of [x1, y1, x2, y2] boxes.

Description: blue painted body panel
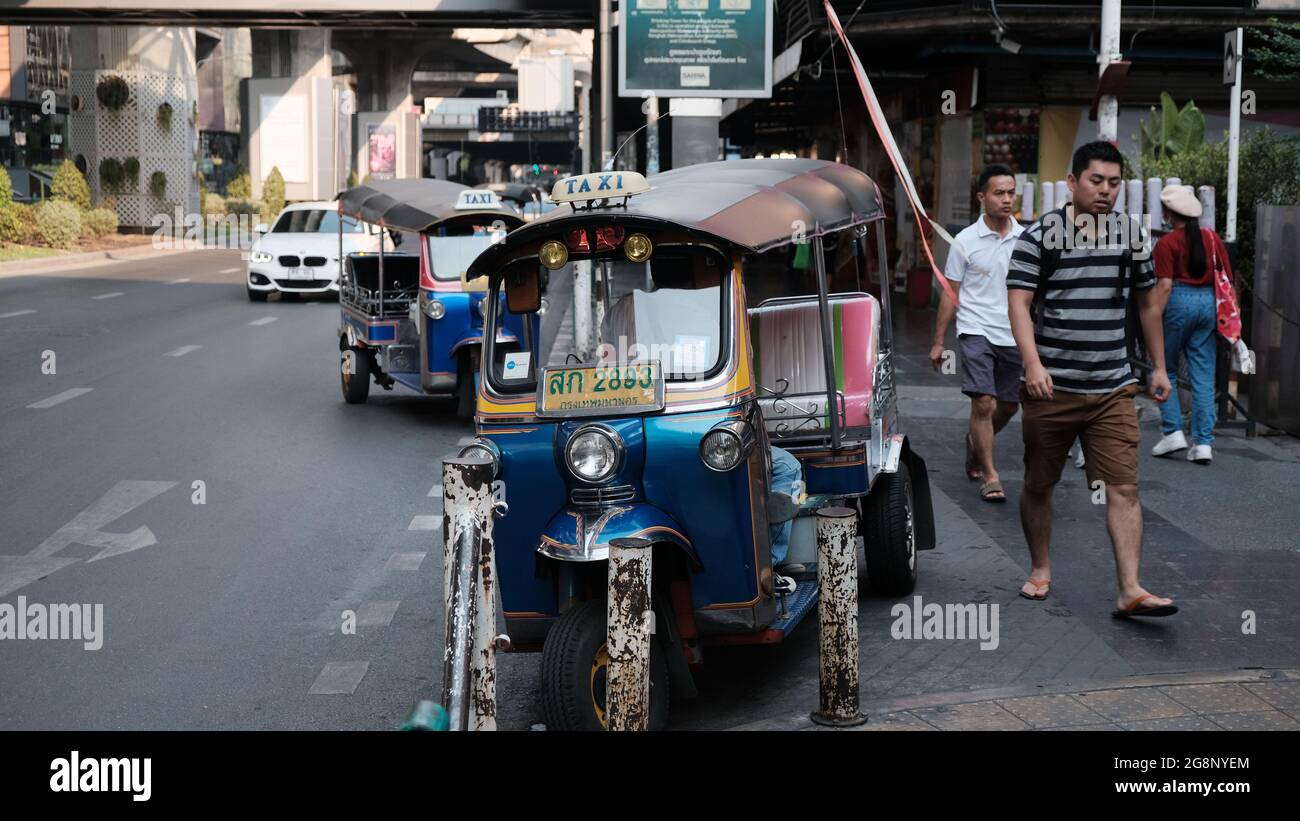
[[421, 289, 533, 385], [484, 406, 767, 618]]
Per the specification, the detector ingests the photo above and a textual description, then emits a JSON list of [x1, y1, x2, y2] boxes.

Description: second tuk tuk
[[460, 159, 936, 729], [334, 179, 529, 416]]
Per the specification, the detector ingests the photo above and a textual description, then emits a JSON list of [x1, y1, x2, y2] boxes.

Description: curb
[[0, 243, 231, 277], [725, 667, 1299, 731]]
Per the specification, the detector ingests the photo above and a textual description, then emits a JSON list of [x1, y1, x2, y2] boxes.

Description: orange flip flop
[[1112, 593, 1179, 619]]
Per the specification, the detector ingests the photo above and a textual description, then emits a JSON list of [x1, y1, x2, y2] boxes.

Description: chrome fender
[[538, 502, 701, 568]]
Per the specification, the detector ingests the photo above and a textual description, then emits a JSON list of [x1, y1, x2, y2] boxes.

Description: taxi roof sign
[[551, 171, 650, 204], [455, 189, 502, 210]]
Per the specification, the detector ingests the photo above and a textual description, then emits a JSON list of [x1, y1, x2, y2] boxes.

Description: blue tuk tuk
[[460, 159, 936, 729], [335, 179, 528, 416]]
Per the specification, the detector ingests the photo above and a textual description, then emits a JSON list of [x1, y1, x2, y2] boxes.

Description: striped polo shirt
[[1006, 206, 1155, 394]]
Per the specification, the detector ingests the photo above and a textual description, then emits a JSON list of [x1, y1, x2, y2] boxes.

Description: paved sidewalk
[[732, 668, 1300, 731]]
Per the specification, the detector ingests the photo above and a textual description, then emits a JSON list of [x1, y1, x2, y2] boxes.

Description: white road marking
[[385, 552, 426, 572], [248, 316, 278, 326], [91, 291, 125, 300], [165, 278, 191, 285], [165, 345, 201, 357], [219, 267, 240, 274], [27, 388, 93, 409], [0, 480, 177, 597], [357, 601, 401, 627], [428, 484, 443, 498], [308, 661, 370, 695], [407, 515, 441, 531], [0, 309, 35, 319]]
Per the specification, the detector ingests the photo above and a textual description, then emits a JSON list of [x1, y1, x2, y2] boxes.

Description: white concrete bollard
[[607, 536, 654, 731], [810, 506, 867, 727]]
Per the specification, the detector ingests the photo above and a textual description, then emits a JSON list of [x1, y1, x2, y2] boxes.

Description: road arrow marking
[[31, 480, 177, 562]]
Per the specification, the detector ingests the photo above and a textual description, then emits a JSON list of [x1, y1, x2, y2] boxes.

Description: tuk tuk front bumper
[[537, 501, 700, 568]]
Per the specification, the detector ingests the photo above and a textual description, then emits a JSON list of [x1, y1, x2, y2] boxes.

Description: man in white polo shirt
[[930, 164, 1025, 503]]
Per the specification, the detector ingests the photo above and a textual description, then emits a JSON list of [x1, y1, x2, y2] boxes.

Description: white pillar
[[1021, 181, 1035, 221], [1098, 0, 1123, 142], [1146, 177, 1164, 229], [1040, 181, 1055, 214], [1226, 28, 1243, 243]]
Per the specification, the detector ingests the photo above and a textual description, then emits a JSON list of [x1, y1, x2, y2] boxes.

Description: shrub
[[149, 170, 167, 198], [226, 170, 252, 199], [0, 167, 21, 245], [52, 160, 92, 211], [14, 202, 39, 244], [202, 193, 227, 216], [123, 157, 140, 186], [82, 208, 119, 238], [261, 166, 285, 220], [224, 197, 262, 217], [99, 158, 125, 194], [96, 75, 130, 111], [35, 200, 82, 249]]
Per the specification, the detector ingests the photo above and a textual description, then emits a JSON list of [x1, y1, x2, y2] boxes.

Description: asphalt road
[[2, 251, 1298, 731]]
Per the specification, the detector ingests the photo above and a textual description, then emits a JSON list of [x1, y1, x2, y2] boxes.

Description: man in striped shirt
[[1005, 141, 1177, 619]]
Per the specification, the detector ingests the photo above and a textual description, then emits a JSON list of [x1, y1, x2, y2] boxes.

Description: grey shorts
[[959, 333, 1024, 403]]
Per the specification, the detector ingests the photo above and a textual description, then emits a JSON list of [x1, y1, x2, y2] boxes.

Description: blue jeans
[[768, 446, 801, 566], [1159, 282, 1217, 445]]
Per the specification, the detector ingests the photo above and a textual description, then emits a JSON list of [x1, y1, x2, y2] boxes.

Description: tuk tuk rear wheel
[[341, 348, 371, 404], [538, 600, 669, 731], [861, 463, 918, 596]]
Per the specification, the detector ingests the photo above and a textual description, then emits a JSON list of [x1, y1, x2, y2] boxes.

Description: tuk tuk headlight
[[458, 438, 500, 480], [699, 420, 756, 472], [421, 293, 445, 320], [624, 233, 653, 263], [566, 425, 622, 483]]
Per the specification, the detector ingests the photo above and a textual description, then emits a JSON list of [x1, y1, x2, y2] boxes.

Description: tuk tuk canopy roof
[[469, 159, 883, 273], [336, 178, 522, 233], [476, 182, 544, 205]]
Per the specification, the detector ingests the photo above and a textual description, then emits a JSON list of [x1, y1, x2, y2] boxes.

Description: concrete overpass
[[0, 0, 595, 28]]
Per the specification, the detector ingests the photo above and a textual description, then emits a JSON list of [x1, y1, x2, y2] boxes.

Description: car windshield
[[487, 249, 728, 392], [426, 227, 508, 281], [272, 210, 366, 233]]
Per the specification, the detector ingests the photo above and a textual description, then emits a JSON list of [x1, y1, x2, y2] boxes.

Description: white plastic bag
[[1231, 338, 1256, 375]]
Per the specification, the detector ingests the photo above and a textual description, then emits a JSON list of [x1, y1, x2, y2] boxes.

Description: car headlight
[[250, 250, 273, 263], [565, 425, 622, 483], [699, 420, 756, 472], [457, 438, 500, 480]]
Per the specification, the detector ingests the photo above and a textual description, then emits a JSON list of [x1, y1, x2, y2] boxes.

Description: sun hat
[[1160, 184, 1203, 219]]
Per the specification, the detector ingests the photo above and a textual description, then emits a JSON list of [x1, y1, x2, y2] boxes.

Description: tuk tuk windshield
[[426, 226, 508, 281], [487, 249, 729, 392]]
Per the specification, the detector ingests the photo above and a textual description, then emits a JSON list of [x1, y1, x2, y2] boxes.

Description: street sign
[[619, 0, 773, 99], [1224, 30, 1238, 85]]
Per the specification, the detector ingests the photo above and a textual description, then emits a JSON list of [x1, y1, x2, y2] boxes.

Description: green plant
[[224, 197, 262, 217], [1250, 17, 1300, 82], [346, 170, 358, 189], [95, 75, 130, 111], [157, 102, 174, 133], [99, 158, 125, 194], [261, 166, 286, 220], [82, 208, 119, 238], [123, 157, 140, 184], [226, 170, 252, 199], [0, 168, 22, 245], [34, 200, 82, 249], [52, 160, 92, 211], [149, 170, 167, 198], [1143, 127, 1300, 290], [1140, 93, 1205, 163], [202, 193, 227, 216], [14, 202, 39, 244]]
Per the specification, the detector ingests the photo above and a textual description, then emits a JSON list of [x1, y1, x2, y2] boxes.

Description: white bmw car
[[246, 201, 381, 301]]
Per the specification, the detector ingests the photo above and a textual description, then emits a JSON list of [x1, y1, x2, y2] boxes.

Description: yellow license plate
[[538, 363, 664, 417]]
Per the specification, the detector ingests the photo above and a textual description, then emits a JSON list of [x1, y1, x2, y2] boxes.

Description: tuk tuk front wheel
[[860, 462, 918, 596], [340, 347, 371, 404], [538, 600, 670, 731]]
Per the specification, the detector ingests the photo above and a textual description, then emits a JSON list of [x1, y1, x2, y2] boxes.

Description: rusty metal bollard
[[606, 536, 653, 731], [810, 506, 868, 727], [440, 455, 499, 731]]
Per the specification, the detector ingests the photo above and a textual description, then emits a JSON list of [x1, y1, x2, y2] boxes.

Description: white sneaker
[[1152, 430, 1189, 457], [774, 574, 797, 596], [1074, 448, 1086, 469], [1187, 444, 1212, 464]]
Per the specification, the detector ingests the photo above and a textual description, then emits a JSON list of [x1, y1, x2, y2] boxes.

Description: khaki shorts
[[1020, 382, 1142, 488]]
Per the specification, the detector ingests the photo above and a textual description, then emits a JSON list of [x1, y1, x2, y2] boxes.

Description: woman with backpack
[[1150, 184, 1239, 465]]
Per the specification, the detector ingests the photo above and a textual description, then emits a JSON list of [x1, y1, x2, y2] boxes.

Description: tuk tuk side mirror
[[505, 267, 541, 314]]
